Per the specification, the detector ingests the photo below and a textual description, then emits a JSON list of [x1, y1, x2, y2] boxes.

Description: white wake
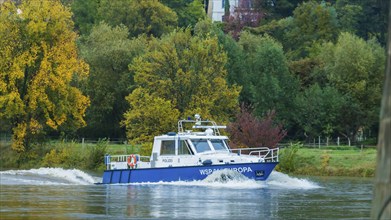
[[0, 168, 97, 185], [266, 171, 321, 189], [125, 170, 321, 189]]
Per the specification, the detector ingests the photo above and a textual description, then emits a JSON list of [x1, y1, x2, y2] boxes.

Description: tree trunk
[[371, 3, 391, 219]]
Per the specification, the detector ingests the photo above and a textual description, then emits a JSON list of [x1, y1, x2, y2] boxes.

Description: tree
[[348, 0, 389, 46], [227, 105, 286, 148], [317, 32, 385, 140], [261, 0, 305, 20], [78, 22, 147, 138], [96, 0, 177, 38], [294, 84, 347, 139], [239, 32, 299, 128], [0, 0, 89, 152], [286, 1, 339, 59], [123, 29, 240, 142], [71, 0, 178, 38], [71, 0, 100, 35], [223, 0, 265, 40], [161, 0, 206, 28], [335, 1, 363, 35], [121, 88, 180, 144], [194, 19, 248, 104], [249, 17, 294, 48]]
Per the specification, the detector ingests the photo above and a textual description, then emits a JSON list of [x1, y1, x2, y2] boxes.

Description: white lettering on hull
[[199, 167, 253, 175]]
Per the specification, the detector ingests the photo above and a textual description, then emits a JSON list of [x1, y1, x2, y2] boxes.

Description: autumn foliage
[[227, 105, 286, 148], [223, 0, 264, 40], [0, 0, 89, 152]]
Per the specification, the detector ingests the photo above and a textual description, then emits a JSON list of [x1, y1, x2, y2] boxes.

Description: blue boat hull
[[101, 162, 278, 184]]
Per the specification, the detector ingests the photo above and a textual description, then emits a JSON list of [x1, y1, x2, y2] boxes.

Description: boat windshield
[[191, 139, 211, 153], [210, 139, 228, 151], [190, 139, 229, 153]]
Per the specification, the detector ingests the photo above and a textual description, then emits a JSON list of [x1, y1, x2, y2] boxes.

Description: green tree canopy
[[161, 0, 206, 28], [99, 0, 178, 38], [287, 1, 339, 59], [294, 84, 347, 138], [71, 0, 99, 35], [316, 32, 385, 138], [0, 0, 89, 152], [251, 1, 339, 60], [123, 29, 240, 143], [71, 0, 178, 38], [79, 22, 147, 138], [335, 1, 363, 35], [121, 88, 180, 144], [239, 32, 299, 128], [194, 19, 248, 104]]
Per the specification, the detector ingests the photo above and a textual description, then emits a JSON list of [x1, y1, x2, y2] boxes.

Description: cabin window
[[160, 140, 175, 155], [178, 140, 193, 155], [192, 139, 211, 153], [210, 139, 227, 151]]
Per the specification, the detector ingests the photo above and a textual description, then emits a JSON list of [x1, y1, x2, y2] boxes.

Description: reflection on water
[[0, 169, 372, 219], [102, 185, 279, 219]]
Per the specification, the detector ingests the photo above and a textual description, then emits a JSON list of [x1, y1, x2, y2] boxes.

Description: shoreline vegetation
[[0, 141, 376, 178]]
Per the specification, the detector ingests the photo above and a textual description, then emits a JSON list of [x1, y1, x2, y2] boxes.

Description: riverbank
[[277, 144, 377, 177], [0, 141, 377, 177]]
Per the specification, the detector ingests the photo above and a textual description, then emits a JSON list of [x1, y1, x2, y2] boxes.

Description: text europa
[[199, 167, 253, 175]]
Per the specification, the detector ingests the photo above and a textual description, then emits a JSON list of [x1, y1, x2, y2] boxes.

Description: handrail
[[230, 147, 279, 162], [106, 154, 150, 162]]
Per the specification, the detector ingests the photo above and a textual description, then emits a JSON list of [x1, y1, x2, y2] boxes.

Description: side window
[[160, 140, 175, 155], [178, 140, 193, 155]]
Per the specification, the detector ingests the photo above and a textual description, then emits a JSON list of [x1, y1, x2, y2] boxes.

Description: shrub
[[227, 105, 287, 148], [277, 142, 302, 173], [84, 139, 108, 170], [321, 153, 331, 170], [42, 148, 74, 168], [138, 143, 153, 157]]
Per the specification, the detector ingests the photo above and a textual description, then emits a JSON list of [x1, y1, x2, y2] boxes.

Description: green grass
[[278, 146, 377, 177]]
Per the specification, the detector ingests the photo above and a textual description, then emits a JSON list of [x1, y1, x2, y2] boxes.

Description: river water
[[0, 168, 373, 219]]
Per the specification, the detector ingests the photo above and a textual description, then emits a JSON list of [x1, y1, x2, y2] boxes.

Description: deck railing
[[230, 147, 279, 162], [104, 154, 150, 164]]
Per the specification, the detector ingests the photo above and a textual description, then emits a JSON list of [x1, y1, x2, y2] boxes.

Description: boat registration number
[[199, 167, 253, 175]]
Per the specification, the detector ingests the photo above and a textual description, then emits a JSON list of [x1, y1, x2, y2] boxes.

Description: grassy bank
[[0, 140, 135, 172], [0, 141, 377, 177], [277, 144, 377, 177]]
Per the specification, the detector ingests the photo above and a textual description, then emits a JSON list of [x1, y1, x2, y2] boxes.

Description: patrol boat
[[101, 114, 279, 184]]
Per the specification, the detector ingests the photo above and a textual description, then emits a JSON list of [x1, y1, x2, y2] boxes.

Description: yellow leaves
[[12, 123, 27, 153], [21, 0, 73, 41], [1, 0, 90, 152], [68, 88, 90, 128], [122, 88, 180, 144], [29, 119, 42, 135], [42, 148, 71, 167], [0, 91, 25, 118], [123, 29, 240, 143]]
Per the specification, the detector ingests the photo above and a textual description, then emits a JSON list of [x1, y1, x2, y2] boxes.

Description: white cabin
[[106, 115, 278, 171]]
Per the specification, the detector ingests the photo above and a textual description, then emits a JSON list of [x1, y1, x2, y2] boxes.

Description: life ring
[[127, 154, 137, 168]]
